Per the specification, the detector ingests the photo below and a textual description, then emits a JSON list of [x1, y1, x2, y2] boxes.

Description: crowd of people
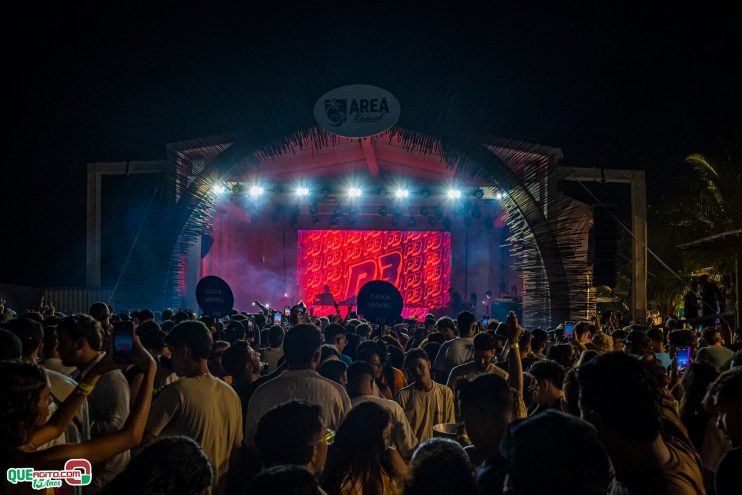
[[1, 295, 740, 495]]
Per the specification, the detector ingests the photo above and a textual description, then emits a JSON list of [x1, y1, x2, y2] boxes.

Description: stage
[[189, 136, 522, 320]]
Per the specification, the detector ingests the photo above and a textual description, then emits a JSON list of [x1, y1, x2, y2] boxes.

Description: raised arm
[[505, 312, 524, 398], [27, 335, 157, 468]]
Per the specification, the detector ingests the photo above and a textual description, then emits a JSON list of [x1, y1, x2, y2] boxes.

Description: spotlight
[[495, 192, 505, 201], [420, 189, 431, 198], [296, 186, 310, 197], [447, 189, 462, 200], [378, 206, 388, 216], [473, 188, 484, 199], [212, 183, 226, 195], [348, 187, 362, 198], [249, 185, 264, 197], [284, 293, 289, 298], [231, 183, 242, 194], [394, 188, 410, 199]]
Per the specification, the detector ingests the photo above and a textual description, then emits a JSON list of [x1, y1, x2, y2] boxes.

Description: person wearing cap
[[611, 328, 627, 352], [623, 328, 651, 356], [500, 409, 615, 494], [696, 328, 734, 371]]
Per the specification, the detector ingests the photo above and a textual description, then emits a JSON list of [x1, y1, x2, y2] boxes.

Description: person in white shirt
[[57, 314, 130, 493], [146, 320, 243, 495], [432, 311, 477, 382], [396, 348, 456, 443], [347, 361, 418, 458], [245, 323, 351, 446]]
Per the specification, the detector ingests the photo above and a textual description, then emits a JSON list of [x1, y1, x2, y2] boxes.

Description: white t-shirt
[[395, 381, 455, 443], [245, 369, 351, 446], [147, 374, 244, 494], [351, 394, 419, 458], [432, 337, 475, 376]]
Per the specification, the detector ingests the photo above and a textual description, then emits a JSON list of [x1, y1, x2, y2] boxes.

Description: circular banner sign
[[356, 280, 404, 325], [195, 276, 234, 317], [313, 84, 401, 138]]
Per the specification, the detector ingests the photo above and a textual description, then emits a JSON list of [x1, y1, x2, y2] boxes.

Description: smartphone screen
[[564, 321, 575, 340], [482, 317, 489, 326], [113, 322, 134, 362], [677, 347, 690, 372], [273, 312, 282, 326], [284, 306, 291, 317]]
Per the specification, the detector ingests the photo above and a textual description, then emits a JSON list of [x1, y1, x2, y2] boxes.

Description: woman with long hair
[[322, 402, 407, 494], [0, 333, 155, 495]]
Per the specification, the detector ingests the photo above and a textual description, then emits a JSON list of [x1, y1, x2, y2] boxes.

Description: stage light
[[495, 192, 504, 201], [296, 186, 310, 197], [249, 185, 265, 197], [284, 293, 289, 298], [348, 187, 362, 198], [394, 188, 410, 199], [212, 183, 226, 195], [473, 188, 484, 199], [446, 189, 462, 200]]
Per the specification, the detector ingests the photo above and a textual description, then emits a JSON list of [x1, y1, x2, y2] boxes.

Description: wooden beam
[[362, 139, 379, 177]]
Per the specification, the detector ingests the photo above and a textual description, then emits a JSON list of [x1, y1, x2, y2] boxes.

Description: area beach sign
[[314, 84, 401, 138]]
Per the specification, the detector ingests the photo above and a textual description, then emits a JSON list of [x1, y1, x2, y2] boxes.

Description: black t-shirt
[[715, 447, 742, 495], [476, 453, 508, 495]]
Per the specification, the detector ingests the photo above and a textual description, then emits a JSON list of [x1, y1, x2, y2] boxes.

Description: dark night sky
[[4, 2, 741, 286]]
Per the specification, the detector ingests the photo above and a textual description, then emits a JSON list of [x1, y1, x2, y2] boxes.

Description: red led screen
[[298, 230, 451, 312]]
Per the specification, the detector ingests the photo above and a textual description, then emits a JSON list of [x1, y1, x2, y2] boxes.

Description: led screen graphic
[[298, 230, 451, 312]]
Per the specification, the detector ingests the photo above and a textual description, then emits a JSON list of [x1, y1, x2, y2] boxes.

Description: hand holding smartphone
[[564, 321, 575, 340], [676, 346, 691, 373], [112, 321, 135, 363]]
